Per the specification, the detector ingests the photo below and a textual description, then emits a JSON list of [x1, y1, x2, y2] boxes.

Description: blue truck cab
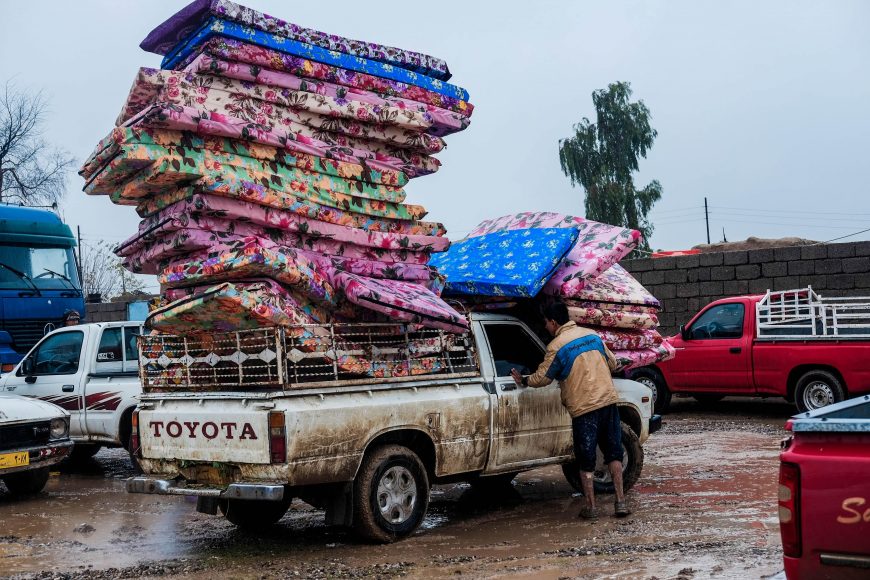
[[0, 205, 84, 370]]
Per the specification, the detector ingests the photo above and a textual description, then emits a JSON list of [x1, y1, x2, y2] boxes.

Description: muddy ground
[[1, 397, 791, 580]]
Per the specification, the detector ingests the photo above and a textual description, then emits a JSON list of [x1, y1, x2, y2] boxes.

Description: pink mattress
[[187, 54, 468, 137], [127, 193, 449, 253], [334, 272, 467, 333], [120, 227, 433, 274]]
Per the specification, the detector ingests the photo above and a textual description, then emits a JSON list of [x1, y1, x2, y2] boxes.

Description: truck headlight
[[50, 417, 69, 440]]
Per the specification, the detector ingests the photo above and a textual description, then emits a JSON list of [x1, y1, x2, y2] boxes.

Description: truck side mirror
[[22, 357, 35, 379], [680, 325, 690, 341]]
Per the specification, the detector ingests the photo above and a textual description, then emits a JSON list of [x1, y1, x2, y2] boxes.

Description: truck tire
[[220, 496, 292, 529], [631, 367, 671, 414], [795, 370, 845, 412], [2, 467, 50, 496], [561, 422, 644, 495], [353, 444, 430, 543], [68, 444, 101, 463]]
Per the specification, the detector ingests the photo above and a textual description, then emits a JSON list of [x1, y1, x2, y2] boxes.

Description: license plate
[[0, 451, 29, 470]]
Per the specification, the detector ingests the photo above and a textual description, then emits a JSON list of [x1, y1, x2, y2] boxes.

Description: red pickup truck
[[630, 287, 870, 413], [779, 394, 870, 579]]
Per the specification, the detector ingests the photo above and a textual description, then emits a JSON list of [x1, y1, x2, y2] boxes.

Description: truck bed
[[138, 324, 479, 393]]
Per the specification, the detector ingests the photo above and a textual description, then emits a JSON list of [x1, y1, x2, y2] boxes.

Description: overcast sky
[[2, 0, 869, 292]]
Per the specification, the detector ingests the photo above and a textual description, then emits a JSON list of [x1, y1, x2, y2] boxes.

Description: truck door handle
[[501, 383, 517, 391], [62, 384, 75, 392], [729, 347, 742, 354]]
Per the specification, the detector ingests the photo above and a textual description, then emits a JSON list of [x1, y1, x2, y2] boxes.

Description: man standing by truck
[[511, 302, 630, 519]]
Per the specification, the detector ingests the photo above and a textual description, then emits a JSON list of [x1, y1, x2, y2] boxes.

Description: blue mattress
[[161, 18, 470, 101], [431, 228, 579, 297]]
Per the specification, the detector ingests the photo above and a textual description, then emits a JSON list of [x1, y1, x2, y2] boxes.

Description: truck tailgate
[[790, 432, 870, 573], [139, 408, 270, 464]]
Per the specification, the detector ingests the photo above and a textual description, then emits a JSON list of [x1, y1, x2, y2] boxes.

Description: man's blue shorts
[[571, 404, 624, 473]]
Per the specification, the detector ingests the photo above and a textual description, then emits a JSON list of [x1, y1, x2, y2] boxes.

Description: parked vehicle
[[779, 394, 870, 579], [629, 287, 870, 413], [0, 205, 85, 362], [0, 322, 143, 461], [0, 392, 73, 496], [127, 313, 660, 542]]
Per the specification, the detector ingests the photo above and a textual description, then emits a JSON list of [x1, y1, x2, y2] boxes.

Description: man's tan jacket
[[525, 321, 619, 418]]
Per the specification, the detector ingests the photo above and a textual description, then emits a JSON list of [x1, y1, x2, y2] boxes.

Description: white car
[[0, 322, 143, 461], [0, 392, 72, 496]]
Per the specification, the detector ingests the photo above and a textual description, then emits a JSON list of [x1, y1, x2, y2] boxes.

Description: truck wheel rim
[[803, 382, 834, 409], [377, 465, 416, 525], [637, 377, 658, 403], [593, 448, 629, 484]]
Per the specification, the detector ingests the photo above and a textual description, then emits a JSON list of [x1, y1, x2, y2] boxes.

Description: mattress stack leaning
[[80, 0, 474, 347], [430, 212, 676, 371]]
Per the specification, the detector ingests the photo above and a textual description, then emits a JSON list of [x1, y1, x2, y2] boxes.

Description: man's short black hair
[[542, 302, 570, 325]]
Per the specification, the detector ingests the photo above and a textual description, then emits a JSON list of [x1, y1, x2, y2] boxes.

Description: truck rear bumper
[[126, 476, 285, 501], [649, 415, 662, 434]]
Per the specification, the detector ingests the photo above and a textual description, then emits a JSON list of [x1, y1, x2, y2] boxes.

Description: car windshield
[[0, 244, 81, 291]]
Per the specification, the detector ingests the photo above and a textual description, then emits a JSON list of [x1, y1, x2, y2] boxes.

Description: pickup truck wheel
[[561, 422, 644, 495], [353, 444, 429, 543], [795, 370, 845, 412], [68, 444, 101, 463], [2, 467, 50, 496], [631, 368, 671, 414], [219, 496, 292, 529]]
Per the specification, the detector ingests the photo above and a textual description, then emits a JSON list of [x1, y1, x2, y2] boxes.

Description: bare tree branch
[[0, 81, 75, 205], [80, 241, 146, 301]]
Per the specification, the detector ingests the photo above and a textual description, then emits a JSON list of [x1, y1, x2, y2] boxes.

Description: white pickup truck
[[0, 322, 143, 461], [127, 313, 660, 542], [0, 393, 73, 496]]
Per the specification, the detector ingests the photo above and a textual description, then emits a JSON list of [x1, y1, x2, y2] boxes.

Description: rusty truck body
[[127, 313, 659, 542]]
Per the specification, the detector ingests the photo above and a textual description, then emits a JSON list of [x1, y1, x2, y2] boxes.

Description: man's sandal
[[614, 500, 631, 517], [578, 504, 597, 519]]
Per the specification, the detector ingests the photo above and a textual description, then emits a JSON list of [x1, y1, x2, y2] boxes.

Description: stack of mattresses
[[431, 212, 675, 371], [80, 1, 473, 376]]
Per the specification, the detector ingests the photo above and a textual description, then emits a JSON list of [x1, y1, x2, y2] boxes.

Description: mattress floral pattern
[[567, 306, 660, 330], [466, 212, 641, 296], [160, 18, 470, 101], [568, 264, 661, 308], [125, 193, 449, 253], [118, 68, 449, 155], [431, 228, 580, 298], [141, 0, 452, 80], [82, 126, 407, 188], [188, 38, 472, 115], [124, 103, 431, 177], [188, 55, 468, 136]]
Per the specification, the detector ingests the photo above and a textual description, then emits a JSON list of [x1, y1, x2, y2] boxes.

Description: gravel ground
[[0, 396, 792, 580]]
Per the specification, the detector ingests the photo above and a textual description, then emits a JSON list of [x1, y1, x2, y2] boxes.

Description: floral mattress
[[158, 18, 469, 102], [141, 0, 452, 80]]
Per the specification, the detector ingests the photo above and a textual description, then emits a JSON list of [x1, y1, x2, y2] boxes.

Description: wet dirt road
[[1, 398, 791, 580]]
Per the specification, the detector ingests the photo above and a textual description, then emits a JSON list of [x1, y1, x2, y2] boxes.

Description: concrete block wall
[[85, 302, 128, 323], [621, 241, 870, 336]]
